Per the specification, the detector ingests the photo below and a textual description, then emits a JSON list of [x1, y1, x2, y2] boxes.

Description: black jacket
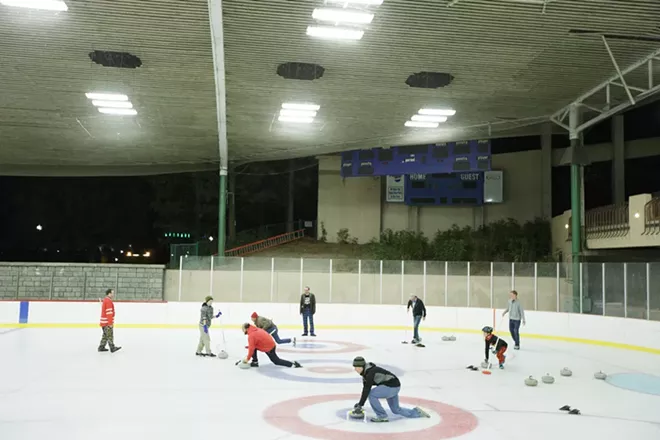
[[407, 298, 426, 318], [485, 334, 507, 360], [358, 363, 401, 406], [300, 293, 316, 314]]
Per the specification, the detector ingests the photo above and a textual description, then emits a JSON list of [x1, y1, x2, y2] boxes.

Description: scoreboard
[[404, 172, 484, 206]]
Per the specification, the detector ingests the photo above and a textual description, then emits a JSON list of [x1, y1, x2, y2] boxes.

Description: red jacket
[[246, 325, 275, 360], [100, 297, 115, 327]]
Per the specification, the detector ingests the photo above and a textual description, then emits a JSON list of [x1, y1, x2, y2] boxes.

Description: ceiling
[[1, 0, 659, 175]]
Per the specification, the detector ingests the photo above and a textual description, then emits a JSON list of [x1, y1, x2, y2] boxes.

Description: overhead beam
[[551, 47, 660, 137]]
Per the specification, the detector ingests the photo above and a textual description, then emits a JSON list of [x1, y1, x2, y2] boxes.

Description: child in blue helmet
[[482, 326, 508, 369]]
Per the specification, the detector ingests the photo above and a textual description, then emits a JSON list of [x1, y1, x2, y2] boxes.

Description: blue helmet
[[482, 326, 493, 333]]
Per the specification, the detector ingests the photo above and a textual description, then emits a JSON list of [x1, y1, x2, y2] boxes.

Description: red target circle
[[263, 393, 478, 440]]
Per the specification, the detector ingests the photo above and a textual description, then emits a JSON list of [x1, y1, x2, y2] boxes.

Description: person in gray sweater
[[251, 312, 296, 346], [196, 295, 222, 357], [502, 290, 525, 350]]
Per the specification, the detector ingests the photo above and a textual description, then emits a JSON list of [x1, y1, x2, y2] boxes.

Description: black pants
[[252, 347, 293, 367]]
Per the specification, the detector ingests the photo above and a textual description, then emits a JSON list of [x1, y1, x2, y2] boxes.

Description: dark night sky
[[1, 101, 659, 264]]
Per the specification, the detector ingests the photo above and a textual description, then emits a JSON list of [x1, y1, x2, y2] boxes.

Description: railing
[[643, 197, 660, 235], [585, 203, 629, 239], [178, 257, 660, 321], [224, 229, 305, 257]]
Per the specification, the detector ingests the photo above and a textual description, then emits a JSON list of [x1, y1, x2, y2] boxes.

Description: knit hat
[[205, 296, 213, 303], [352, 356, 366, 367], [251, 312, 258, 319]]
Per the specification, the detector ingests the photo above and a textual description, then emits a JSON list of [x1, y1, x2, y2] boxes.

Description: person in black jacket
[[482, 326, 507, 369], [299, 286, 316, 337], [406, 295, 426, 344], [351, 356, 430, 423]]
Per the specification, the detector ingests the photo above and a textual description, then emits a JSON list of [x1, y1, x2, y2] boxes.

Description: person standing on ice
[[406, 295, 426, 344], [299, 286, 316, 337], [251, 312, 296, 346], [196, 295, 222, 357], [482, 326, 508, 369], [501, 290, 525, 350], [350, 356, 430, 423], [98, 289, 121, 353], [241, 323, 301, 368]]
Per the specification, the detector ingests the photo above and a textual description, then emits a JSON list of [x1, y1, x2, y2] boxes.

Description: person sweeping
[[196, 296, 222, 357], [349, 356, 430, 423]]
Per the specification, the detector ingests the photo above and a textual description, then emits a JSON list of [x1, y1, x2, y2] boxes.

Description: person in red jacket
[[240, 323, 301, 368], [98, 289, 121, 353]]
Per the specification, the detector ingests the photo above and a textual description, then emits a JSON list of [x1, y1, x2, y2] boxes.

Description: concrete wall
[[2, 301, 659, 353], [0, 263, 165, 301], [318, 150, 547, 243]]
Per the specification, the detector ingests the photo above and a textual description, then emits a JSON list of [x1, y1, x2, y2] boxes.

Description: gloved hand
[[203, 325, 209, 334], [215, 311, 222, 318], [491, 348, 496, 354], [353, 403, 362, 410]]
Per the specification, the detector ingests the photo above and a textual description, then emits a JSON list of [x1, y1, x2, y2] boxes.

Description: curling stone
[[441, 336, 450, 341], [542, 373, 555, 384], [448, 335, 457, 341], [560, 367, 573, 377], [594, 371, 607, 380], [238, 361, 251, 370], [480, 361, 490, 369], [217, 350, 228, 360], [525, 376, 539, 387]]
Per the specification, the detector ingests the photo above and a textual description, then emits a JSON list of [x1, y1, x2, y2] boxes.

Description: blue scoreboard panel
[[340, 139, 491, 177], [404, 172, 484, 206]]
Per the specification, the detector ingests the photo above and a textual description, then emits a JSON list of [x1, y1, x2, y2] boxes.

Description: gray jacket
[[504, 299, 525, 321], [200, 303, 214, 326], [255, 316, 274, 330]]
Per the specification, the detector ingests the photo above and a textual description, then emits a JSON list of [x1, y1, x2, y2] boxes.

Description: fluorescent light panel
[[418, 108, 456, 116], [0, 0, 68, 11], [405, 121, 439, 128], [98, 108, 137, 116], [278, 115, 314, 124], [411, 114, 447, 123], [281, 103, 321, 111], [91, 100, 133, 109], [306, 26, 364, 40], [279, 109, 317, 118], [85, 92, 128, 101], [312, 8, 374, 24]]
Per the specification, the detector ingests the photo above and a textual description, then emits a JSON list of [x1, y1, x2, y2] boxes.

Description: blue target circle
[[335, 407, 405, 422], [295, 343, 330, 349], [258, 359, 405, 384]]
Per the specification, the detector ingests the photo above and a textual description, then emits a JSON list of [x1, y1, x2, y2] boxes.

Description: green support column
[[570, 160, 581, 311], [218, 173, 227, 256]]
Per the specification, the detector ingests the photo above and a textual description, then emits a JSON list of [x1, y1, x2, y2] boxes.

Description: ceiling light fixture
[[418, 108, 457, 116], [312, 8, 374, 24], [326, 0, 383, 5], [98, 108, 138, 116], [278, 115, 314, 124], [405, 121, 439, 128], [306, 26, 364, 40], [279, 109, 317, 118], [85, 92, 129, 101], [0, 0, 68, 11], [411, 114, 448, 123], [281, 103, 321, 111], [91, 100, 133, 109]]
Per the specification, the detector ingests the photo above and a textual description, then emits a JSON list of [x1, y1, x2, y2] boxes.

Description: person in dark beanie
[[251, 312, 296, 346], [406, 295, 426, 344], [196, 295, 222, 357], [240, 323, 301, 368], [98, 289, 121, 353], [502, 290, 525, 350], [299, 286, 316, 337], [351, 356, 430, 423]]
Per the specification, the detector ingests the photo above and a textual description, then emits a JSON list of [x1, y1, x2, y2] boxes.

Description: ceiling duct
[[277, 62, 325, 81], [88, 50, 142, 69], [405, 71, 454, 89]]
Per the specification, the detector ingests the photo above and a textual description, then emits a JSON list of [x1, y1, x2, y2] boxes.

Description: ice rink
[[1, 327, 660, 440]]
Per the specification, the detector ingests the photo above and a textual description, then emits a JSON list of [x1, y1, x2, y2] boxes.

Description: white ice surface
[[1, 327, 659, 440]]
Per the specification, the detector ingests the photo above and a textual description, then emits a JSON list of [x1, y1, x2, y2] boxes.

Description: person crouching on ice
[[251, 312, 296, 346], [241, 323, 302, 368], [482, 326, 507, 369], [351, 356, 430, 423]]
